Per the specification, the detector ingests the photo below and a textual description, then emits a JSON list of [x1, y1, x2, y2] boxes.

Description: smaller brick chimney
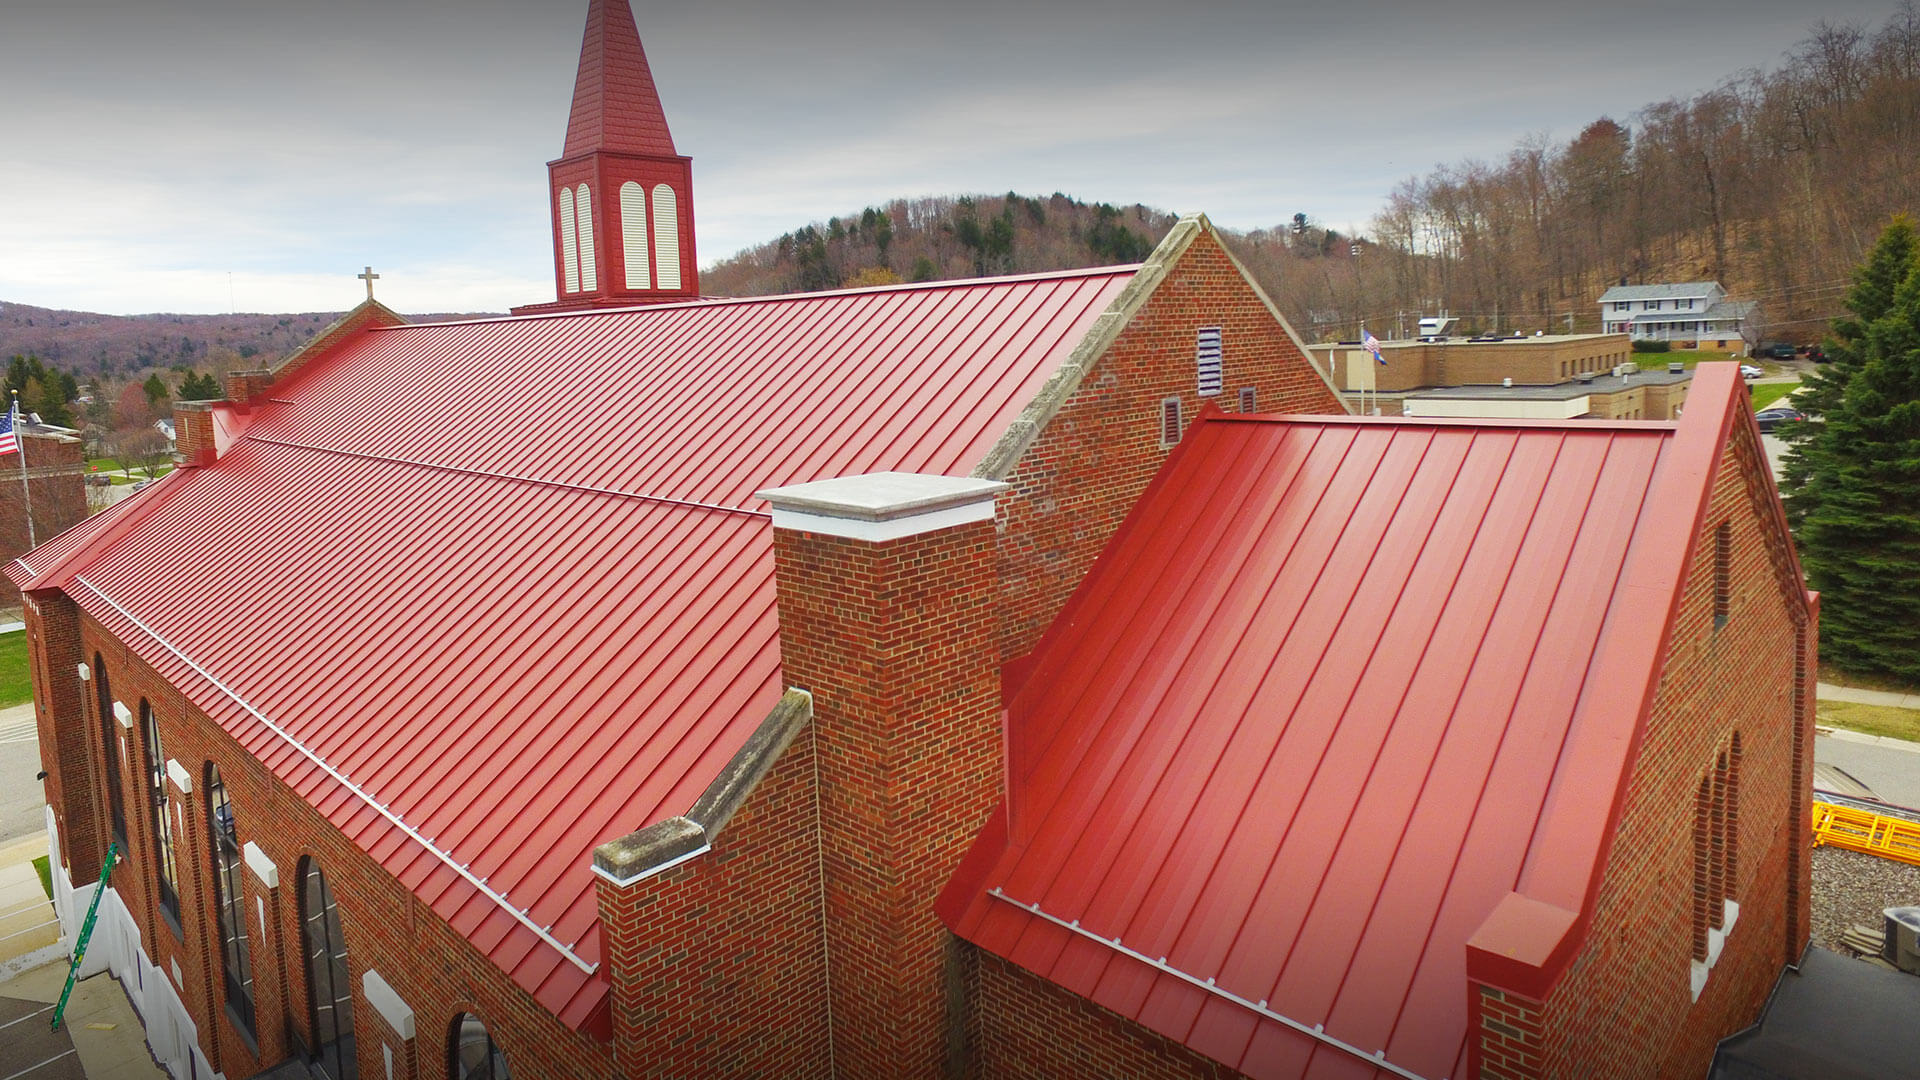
[[225, 368, 272, 408], [757, 471, 1010, 1079], [172, 402, 220, 467]]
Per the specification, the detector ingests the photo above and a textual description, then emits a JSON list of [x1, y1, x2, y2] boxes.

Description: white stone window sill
[[1689, 898, 1740, 1001]]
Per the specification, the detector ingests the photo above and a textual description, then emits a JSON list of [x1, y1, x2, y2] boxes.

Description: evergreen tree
[[143, 372, 170, 408], [1794, 217, 1920, 680], [1782, 214, 1916, 530], [178, 371, 222, 400]]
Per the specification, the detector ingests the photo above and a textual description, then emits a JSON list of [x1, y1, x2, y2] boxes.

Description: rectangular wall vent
[[1196, 326, 1223, 396], [1160, 397, 1183, 447], [1239, 387, 1257, 413]]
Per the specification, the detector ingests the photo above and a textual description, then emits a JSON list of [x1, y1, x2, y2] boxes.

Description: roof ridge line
[[69, 573, 598, 976], [245, 435, 768, 519], [397, 265, 1147, 331]]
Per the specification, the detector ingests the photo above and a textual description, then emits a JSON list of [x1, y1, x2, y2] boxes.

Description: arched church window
[[140, 700, 181, 928], [95, 654, 126, 847], [448, 1013, 513, 1080], [205, 764, 256, 1037], [301, 858, 358, 1080], [559, 188, 580, 294], [576, 184, 597, 291], [620, 182, 649, 289], [652, 184, 680, 289]]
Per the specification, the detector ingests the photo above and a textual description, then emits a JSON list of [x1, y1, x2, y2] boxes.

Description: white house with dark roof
[[1599, 281, 1760, 350]]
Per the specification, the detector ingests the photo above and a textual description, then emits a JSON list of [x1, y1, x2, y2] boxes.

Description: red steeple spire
[[563, 0, 677, 159], [516, 0, 698, 313]]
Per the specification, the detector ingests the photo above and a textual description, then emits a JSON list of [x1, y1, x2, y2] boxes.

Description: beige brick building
[[1307, 333, 1693, 419]]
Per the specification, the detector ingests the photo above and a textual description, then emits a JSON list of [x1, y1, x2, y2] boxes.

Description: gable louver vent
[[1196, 326, 1223, 396]]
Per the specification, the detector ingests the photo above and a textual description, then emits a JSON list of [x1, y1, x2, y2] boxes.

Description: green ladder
[[51, 841, 118, 1033]]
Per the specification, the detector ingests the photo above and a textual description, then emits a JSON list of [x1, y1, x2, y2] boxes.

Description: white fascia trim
[[77, 663, 90, 681], [767, 499, 996, 542], [243, 841, 279, 888], [361, 968, 416, 1040], [589, 841, 712, 888], [165, 758, 192, 795], [112, 701, 133, 729]]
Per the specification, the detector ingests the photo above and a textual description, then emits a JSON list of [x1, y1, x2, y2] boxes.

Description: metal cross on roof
[[358, 266, 380, 300]]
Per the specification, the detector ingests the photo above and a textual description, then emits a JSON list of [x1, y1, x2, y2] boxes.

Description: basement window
[[1713, 521, 1731, 632], [1160, 398, 1183, 447]]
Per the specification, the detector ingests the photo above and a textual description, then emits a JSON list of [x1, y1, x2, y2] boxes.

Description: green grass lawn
[[85, 457, 172, 485], [32, 855, 52, 900], [1816, 700, 1920, 743], [1822, 668, 1920, 697], [0, 632, 31, 709], [1632, 348, 1782, 372], [1750, 380, 1801, 411]]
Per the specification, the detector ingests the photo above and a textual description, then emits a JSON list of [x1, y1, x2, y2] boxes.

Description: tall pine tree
[[1781, 215, 1915, 530], [1792, 216, 1920, 680]]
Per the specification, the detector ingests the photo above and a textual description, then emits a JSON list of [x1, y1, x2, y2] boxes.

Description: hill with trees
[[701, 194, 1173, 296]]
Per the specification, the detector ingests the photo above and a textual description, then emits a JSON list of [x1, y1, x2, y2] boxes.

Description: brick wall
[[1475, 986, 1547, 1080], [61, 612, 615, 1080], [966, 951, 1247, 1079], [1529, 420, 1809, 1079], [1311, 336, 1633, 394], [25, 595, 104, 883], [1, 432, 87, 606], [593, 723, 831, 1078], [1434, 337, 1632, 387], [772, 515, 1006, 1078], [991, 226, 1344, 660]]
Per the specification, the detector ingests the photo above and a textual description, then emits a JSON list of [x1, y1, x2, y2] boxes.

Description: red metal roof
[[11, 267, 1135, 1032], [941, 401, 1723, 1080], [562, 0, 677, 160]]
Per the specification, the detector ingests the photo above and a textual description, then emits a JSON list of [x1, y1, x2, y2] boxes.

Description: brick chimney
[[757, 472, 1009, 1078], [225, 368, 272, 408], [172, 401, 219, 467]]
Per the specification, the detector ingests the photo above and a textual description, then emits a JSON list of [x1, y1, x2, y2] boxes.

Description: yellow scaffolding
[[1812, 801, 1920, 867]]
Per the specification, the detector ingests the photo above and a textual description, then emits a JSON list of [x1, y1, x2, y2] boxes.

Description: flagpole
[[12, 391, 34, 547]]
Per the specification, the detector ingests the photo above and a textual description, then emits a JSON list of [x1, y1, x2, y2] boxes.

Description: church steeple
[[538, 0, 697, 309]]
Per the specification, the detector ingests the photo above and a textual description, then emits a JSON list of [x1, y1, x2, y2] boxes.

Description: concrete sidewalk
[[1818, 681, 1920, 710], [0, 833, 163, 1080]]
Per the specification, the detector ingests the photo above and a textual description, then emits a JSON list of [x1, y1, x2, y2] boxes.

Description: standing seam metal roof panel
[[16, 267, 1137, 1030], [943, 411, 1683, 1080]]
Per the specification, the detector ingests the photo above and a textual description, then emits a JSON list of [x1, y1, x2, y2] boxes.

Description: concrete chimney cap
[[757, 472, 1010, 541]]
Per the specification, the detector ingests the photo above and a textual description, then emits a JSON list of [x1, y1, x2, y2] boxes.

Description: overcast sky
[[1, 0, 1907, 315]]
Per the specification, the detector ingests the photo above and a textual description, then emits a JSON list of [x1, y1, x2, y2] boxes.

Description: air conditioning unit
[[1885, 907, 1920, 974]]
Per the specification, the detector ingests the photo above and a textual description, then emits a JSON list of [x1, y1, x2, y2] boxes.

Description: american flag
[[0, 402, 17, 457], [1364, 331, 1385, 365]]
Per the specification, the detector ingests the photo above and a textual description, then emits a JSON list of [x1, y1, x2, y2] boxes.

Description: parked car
[[1740, 364, 1764, 379], [1807, 345, 1828, 363], [1754, 406, 1806, 433], [1761, 342, 1797, 359]]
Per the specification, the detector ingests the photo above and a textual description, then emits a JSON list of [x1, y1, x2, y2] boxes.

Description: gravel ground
[[1811, 846, 1920, 952]]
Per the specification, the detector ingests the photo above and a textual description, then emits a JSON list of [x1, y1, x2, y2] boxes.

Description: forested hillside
[[1344, 6, 1920, 342], [706, 9, 1920, 344], [701, 195, 1174, 296]]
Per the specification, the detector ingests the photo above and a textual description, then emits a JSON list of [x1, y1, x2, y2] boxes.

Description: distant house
[[152, 418, 175, 449], [1599, 282, 1759, 350]]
